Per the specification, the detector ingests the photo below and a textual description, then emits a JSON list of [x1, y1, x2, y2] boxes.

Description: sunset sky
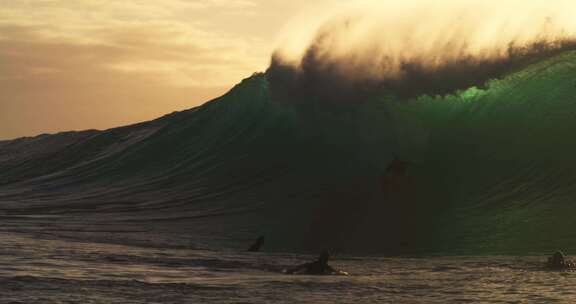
[[3, 0, 575, 140], [0, 0, 333, 139]]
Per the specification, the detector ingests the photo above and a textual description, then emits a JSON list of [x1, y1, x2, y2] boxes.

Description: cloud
[[0, 1, 270, 83], [0, 24, 226, 138], [0, 0, 275, 139]]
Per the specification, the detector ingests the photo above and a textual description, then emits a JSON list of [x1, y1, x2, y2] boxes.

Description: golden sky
[[3, 0, 575, 140], [0, 0, 332, 139]]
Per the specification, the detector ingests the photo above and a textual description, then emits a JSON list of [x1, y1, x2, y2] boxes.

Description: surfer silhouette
[[385, 156, 409, 176], [285, 250, 348, 275], [547, 250, 576, 269], [247, 236, 265, 252], [380, 156, 410, 189]]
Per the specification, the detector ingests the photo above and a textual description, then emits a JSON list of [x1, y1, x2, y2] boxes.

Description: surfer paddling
[[546, 250, 576, 270], [285, 250, 348, 275]]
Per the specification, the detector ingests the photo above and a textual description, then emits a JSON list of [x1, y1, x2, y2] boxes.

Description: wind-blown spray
[[269, 0, 576, 100]]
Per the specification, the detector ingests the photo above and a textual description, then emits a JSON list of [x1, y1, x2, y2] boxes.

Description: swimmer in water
[[547, 250, 576, 270], [285, 250, 348, 275], [247, 236, 265, 252]]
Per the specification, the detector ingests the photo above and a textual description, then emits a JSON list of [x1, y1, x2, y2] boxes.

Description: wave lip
[[271, 0, 576, 100]]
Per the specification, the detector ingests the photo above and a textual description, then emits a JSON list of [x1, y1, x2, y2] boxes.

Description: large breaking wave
[[3, 0, 576, 253], [2, 50, 576, 254]]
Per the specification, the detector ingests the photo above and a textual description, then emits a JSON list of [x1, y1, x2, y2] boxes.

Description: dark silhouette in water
[[372, 156, 422, 253], [285, 250, 348, 275], [384, 156, 410, 176], [547, 251, 576, 269], [247, 236, 265, 252]]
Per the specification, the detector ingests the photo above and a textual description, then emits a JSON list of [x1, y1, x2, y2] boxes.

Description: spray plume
[[268, 0, 576, 102]]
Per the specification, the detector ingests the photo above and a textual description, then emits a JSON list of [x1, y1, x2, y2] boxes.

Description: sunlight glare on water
[[1, 232, 576, 303]]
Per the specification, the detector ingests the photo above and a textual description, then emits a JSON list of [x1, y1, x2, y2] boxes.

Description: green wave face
[[2, 53, 576, 255], [382, 52, 576, 254], [263, 51, 576, 254]]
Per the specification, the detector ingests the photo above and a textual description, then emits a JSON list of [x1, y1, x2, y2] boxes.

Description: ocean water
[[3, 51, 576, 302], [3, 52, 576, 255], [0, 221, 574, 304]]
